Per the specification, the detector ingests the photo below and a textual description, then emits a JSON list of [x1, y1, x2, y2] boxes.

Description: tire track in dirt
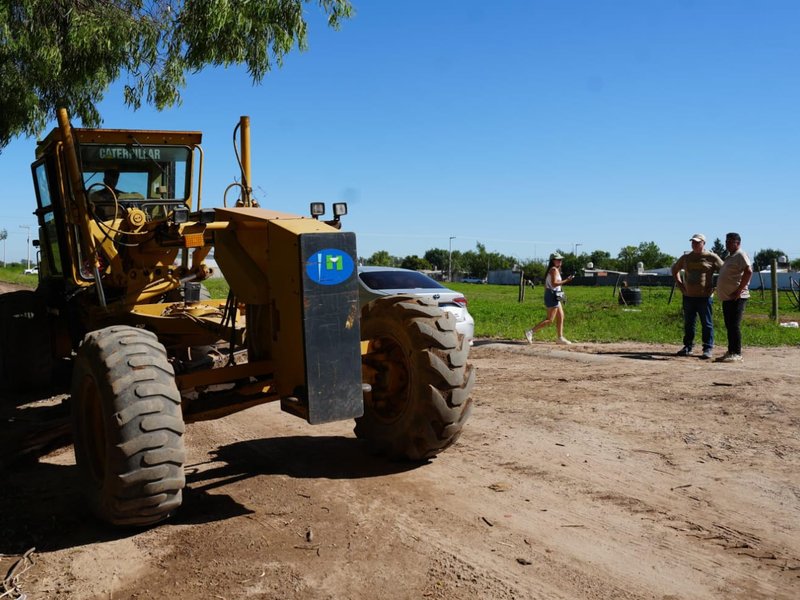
[[7, 340, 799, 599], [461, 343, 800, 599]]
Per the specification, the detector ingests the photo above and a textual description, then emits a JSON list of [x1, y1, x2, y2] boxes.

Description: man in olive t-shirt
[[671, 233, 724, 359]]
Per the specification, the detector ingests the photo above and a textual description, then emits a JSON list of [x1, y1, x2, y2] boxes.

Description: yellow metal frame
[[37, 110, 361, 424]]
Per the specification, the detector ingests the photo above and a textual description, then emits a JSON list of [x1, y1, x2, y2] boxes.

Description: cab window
[[79, 144, 192, 202], [31, 161, 62, 276]]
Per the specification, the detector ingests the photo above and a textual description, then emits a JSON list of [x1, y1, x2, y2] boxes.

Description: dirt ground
[[1, 279, 798, 599]]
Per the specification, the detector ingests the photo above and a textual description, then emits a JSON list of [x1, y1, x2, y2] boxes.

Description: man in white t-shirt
[[715, 232, 753, 362]]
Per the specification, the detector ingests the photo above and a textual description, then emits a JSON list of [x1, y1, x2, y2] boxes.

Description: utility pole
[[448, 236, 456, 282], [575, 242, 582, 256], [19, 225, 31, 270], [0, 228, 6, 267], [770, 258, 779, 323]]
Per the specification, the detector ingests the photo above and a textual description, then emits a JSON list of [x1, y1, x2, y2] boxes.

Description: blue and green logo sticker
[[306, 249, 355, 285]]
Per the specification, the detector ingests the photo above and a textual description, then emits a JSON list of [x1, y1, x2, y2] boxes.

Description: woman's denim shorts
[[544, 288, 560, 309]]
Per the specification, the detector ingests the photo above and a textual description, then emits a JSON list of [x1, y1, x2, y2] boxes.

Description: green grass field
[[450, 282, 800, 347], [0, 266, 39, 286], [210, 277, 800, 347], [4, 268, 798, 347]]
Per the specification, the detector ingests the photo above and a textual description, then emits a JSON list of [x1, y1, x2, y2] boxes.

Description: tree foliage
[[711, 237, 726, 259], [587, 249, 612, 269], [0, 0, 352, 149], [634, 241, 674, 269], [359, 240, 685, 280], [400, 255, 431, 271], [614, 241, 674, 272], [617, 245, 639, 273], [422, 242, 518, 280], [364, 250, 397, 267], [423, 248, 449, 272], [519, 259, 545, 281], [457, 242, 515, 280], [753, 248, 787, 271]]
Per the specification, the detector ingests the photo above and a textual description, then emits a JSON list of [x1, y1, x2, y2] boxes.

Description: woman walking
[[525, 253, 574, 344]]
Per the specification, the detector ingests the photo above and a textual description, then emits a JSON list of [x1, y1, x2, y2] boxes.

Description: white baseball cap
[[690, 233, 706, 243]]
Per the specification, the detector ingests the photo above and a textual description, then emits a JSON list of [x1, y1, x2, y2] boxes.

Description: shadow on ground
[[187, 435, 421, 490], [1, 433, 419, 552]]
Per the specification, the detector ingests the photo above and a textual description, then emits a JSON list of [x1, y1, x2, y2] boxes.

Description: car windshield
[[360, 270, 445, 290]]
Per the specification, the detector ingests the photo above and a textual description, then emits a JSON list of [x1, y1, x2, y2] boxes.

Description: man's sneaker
[[676, 347, 692, 356], [700, 349, 713, 360], [557, 336, 572, 345], [524, 329, 533, 344], [716, 353, 743, 363]]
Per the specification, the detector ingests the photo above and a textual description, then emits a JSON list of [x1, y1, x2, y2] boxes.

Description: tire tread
[[356, 296, 474, 460], [72, 325, 186, 526]]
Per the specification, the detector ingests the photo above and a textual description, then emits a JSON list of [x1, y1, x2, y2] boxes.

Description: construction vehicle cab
[[31, 126, 201, 299], [1, 109, 474, 527]]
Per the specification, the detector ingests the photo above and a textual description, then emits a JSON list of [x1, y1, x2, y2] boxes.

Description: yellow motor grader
[[0, 109, 473, 526]]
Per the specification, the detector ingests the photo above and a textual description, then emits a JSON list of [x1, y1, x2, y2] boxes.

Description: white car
[[357, 266, 475, 344], [23, 267, 38, 275]]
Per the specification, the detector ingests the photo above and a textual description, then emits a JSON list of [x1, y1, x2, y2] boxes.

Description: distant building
[[487, 269, 521, 285], [750, 271, 798, 291]]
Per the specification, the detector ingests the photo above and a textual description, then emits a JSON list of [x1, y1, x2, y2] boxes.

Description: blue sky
[[1, 1, 798, 267]]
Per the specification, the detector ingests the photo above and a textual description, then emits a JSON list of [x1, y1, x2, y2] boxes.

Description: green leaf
[[0, 0, 353, 149]]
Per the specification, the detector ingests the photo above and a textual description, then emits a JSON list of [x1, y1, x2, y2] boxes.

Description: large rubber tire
[[71, 325, 186, 526], [0, 290, 54, 393], [356, 296, 474, 460]]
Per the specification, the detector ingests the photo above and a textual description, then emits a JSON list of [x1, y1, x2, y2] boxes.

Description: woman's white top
[[546, 269, 562, 292]]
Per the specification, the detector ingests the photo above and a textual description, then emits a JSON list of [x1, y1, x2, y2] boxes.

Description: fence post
[[518, 271, 525, 303], [770, 259, 778, 323]]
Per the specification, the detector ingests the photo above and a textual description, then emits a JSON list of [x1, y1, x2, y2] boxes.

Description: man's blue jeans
[[682, 296, 714, 351]]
